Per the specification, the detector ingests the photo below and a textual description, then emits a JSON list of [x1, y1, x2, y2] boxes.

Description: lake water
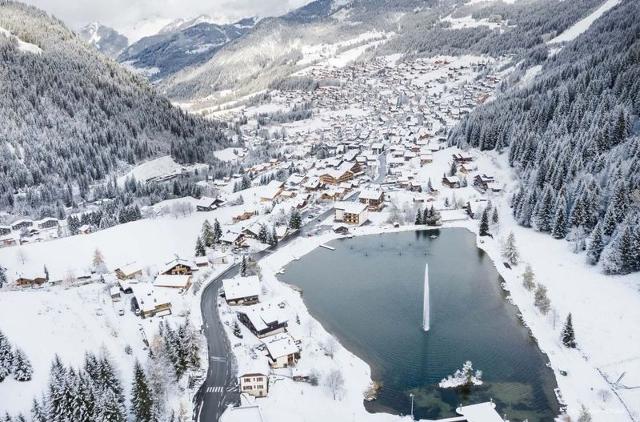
[[279, 229, 559, 421]]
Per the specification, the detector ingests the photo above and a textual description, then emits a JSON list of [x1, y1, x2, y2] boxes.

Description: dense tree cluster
[[449, 0, 640, 274], [0, 329, 32, 384], [0, 2, 230, 218]]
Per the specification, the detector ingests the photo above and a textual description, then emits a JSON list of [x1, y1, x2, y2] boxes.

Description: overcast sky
[[22, 0, 311, 35]]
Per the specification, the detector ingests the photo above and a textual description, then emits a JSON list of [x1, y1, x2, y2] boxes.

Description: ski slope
[[548, 0, 621, 44]]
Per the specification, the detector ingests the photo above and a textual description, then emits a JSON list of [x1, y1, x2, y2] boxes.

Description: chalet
[[334, 202, 369, 226], [442, 175, 461, 188], [36, 218, 59, 230], [153, 274, 192, 290], [332, 224, 350, 235], [232, 209, 257, 223], [238, 361, 270, 398], [420, 153, 433, 165], [0, 226, 10, 236], [237, 302, 288, 338], [15, 272, 47, 288], [303, 177, 322, 191], [371, 142, 384, 154], [319, 167, 353, 186], [260, 180, 284, 202], [196, 196, 224, 212], [473, 174, 502, 193], [11, 219, 33, 231], [209, 250, 230, 265], [131, 284, 172, 318], [358, 189, 385, 211], [159, 258, 196, 275], [263, 333, 300, 368], [223, 276, 260, 305], [115, 262, 143, 280], [452, 152, 474, 164], [221, 231, 245, 247]]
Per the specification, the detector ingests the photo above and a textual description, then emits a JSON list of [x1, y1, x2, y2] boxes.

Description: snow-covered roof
[[153, 274, 191, 289], [262, 332, 299, 359], [223, 276, 260, 301], [335, 201, 368, 215], [359, 189, 383, 201], [239, 301, 287, 332], [220, 405, 265, 422], [130, 283, 171, 313], [456, 402, 505, 422], [159, 258, 196, 274], [116, 262, 143, 276]]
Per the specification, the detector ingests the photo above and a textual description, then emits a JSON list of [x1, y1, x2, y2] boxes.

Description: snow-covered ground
[[117, 155, 208, 186], [548, 0, 622, 44], [0, 26, 42, 54]]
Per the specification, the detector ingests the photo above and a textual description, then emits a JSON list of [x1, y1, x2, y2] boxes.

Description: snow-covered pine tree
[[195, 236, 205, 257], [213, 219, 222, 244], [561, 313, 576, 348], [31, 398, 47, 422], [586, 222, 605, 265], [551, 194, 568, 239], [258, 224, 268, 244], [534, 284, 551, 315], [131, 361, 154, 422], [0, 330, 13, 382], [271, 226, 279, 247], [502, 232, 519, 266], [491, 207, 499, 225], [240, 255, 247, 277], [534, 185, 556, 232], [289, 210, 301, 230], [0, 265, 6, 288], [11, 348, 32, 381], [522, 264, 535, 291], [415, 208, 423, 225], [201, 220, 214, 247], [479, 208, 490, 236]]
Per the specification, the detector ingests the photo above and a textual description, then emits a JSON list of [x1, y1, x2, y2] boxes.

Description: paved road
[[194, 196, 358, 421]]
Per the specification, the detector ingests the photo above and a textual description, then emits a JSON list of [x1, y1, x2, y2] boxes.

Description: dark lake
[[279, 228, 559, 421]]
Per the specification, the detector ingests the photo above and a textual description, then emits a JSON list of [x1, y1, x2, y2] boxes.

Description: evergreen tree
[[491, 207, 499, 225], [270, 226, 279, 247], [0, 265, 6, 288], [289, 210, 302, 230], [586, 223, 605, 265], [534, 185, 555, 232], [258, 224, 268, 244], [31, 398, 47, 422], [213, 219, 222, 244], [522, 264, 535, 291], [0, 330, 13, 382], [131, 361, 154, 422], [479, 209, 490, 236], [415, 208, 423, 225], [201, 220, 214, 247], [195, 236, 205, 257], [502, 232, 519, 266], [551, 193, 567, 239], [534, 284, 551, 315], [561, 313, 576, 348], [11, 348, 32, 381], [240, 255, 247, 277]]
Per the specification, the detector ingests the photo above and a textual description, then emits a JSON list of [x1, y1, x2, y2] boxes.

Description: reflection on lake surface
[[280, 229, 559, 421]]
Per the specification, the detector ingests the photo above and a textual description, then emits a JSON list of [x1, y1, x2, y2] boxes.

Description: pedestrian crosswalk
[[206, 386, 223, 393]]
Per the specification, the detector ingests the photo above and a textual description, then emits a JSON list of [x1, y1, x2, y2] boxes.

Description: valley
[[0, 1, 639, 422]]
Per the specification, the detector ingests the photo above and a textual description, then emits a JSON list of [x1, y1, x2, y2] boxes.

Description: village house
[[36, 218, 59, 230], [196, 196, 224, 212], [319, 166, 353, 186], [260, 180, 284, 202], [15, 271, 47, 288], [109, 286, 121, 302], [221, 231, 246, 247], [358, 189, 385, 211], [153, 274, 192, 291], [0, 226, 10, 236], [115, 262, 143, 280], [334, 202, 369, 226], [233, 209, 257, 223], [238, 361, 270, 398], [194, 256, 210, 268], [442, 175, 461, 188], [160, 258, 197, 276], [11, 219, 33, 231], [263, 332, 300, 368], [237, 301, 288, 338], [452, 152, 474, 164], [220, 405, 266, 422], [223, 276, 260, 305], [130, 284, 172, 318]]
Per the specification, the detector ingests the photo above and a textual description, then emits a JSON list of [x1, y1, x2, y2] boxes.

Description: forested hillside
[[0, 1, 230, 218], [449, 0, 640, 274]]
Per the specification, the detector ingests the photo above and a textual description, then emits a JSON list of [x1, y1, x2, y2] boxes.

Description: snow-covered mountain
[[0, 2, 230, 217], [118, 16, 259, 81], [78, 22, 128, 58]]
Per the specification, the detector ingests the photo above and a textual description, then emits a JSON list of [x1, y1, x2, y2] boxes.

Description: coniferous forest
[[449, 0, 640, 274]]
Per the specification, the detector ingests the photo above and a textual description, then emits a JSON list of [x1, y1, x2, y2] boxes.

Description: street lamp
[[409, 393, 414, 420]]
